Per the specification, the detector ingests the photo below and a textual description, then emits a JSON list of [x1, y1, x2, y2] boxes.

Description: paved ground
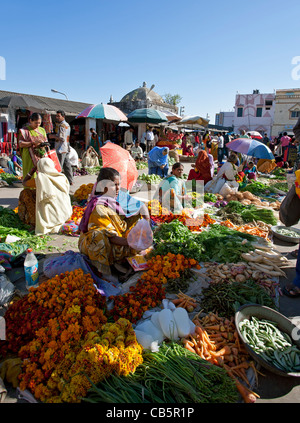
[[1, 163, 300, 403]]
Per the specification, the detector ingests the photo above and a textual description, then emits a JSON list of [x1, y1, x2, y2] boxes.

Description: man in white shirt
[[146, 127, 155, 152], [48, 110, 73, 185], [217, 132, 225, 163], [131, 140, 143, 160]]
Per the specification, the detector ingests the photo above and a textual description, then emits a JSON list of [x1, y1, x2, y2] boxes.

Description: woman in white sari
[[21, 157, 72, 235]]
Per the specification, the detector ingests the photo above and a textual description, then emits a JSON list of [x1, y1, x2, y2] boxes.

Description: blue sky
[[1, 0, 300, 123]]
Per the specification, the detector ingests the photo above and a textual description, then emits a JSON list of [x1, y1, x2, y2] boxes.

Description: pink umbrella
[[100, 142, 138, 191]]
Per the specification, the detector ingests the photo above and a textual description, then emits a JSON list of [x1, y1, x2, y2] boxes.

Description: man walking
[[217, 132, 225, 163], [49, 110, 73, 185]]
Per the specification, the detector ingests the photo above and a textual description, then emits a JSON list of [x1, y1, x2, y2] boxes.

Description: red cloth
[[187, 150, 212, 184]]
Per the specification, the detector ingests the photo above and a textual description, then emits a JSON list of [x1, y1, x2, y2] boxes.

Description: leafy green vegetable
[[241, 208, 277, 225]]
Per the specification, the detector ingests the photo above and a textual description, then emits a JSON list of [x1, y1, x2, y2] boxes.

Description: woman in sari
[[187, 150, 213, 184], [148, 146, 169, 177], [154, 163, 190, 214], [78, 167, 149, 280], [203, 130, 211, 153], [19, 157, 72, 234], [18, 113, 48, 179]]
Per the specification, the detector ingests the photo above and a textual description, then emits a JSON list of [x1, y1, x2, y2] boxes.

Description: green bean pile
[[239, 317, 300, 373], [84, 342, 239, 403]]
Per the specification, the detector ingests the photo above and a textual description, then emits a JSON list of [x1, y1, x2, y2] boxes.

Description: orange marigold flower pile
[[27, 318, 143, 403], [1, 269, 109, 401], [109, 253, 200, 323]]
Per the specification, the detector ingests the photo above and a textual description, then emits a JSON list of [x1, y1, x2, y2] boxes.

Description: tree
[[163, 93, 182, 106]]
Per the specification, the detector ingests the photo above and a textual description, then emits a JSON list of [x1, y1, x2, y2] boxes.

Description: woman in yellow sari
[[78, 167, 149, 280]]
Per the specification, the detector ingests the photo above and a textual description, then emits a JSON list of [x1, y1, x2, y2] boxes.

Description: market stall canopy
[[0, 95, 46, 112], [0, 90, 91, 116], [160, 109, 182, 122], [177, 115, 209, 127], [76, 103, 127, 122], [127, 108, 168, 124], [100, 142, 138, 191], [227, 138, 274, 159]]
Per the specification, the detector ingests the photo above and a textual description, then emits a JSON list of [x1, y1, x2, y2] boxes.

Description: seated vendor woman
[[148, 146, 169, 178], [78, 167, 149, 282], [154, 162, 191, 214]]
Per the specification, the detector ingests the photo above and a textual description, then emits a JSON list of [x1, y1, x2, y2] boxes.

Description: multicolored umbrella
[[76, 103, 127, 122], [100, 142, 138, 191], [127, 108, 168, 124], [227, 138, 274, 159]]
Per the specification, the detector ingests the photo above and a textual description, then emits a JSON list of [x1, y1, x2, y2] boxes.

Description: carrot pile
[[220, 220, 270, 241], [182, 311, 260, 403], [171, 291, 197, 312]]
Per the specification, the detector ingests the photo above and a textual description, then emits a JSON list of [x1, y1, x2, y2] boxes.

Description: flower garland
[[109, 253, 200, 323]]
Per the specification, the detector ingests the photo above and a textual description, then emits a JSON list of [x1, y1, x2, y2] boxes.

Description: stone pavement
[[0, 165, 300, 403]]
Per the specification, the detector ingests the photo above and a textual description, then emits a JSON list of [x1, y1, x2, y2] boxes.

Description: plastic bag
[[219, 181, 239, 197], [0, 274, 15, 306], [43, 250, 121, 296], [127, 219, 153, 251]]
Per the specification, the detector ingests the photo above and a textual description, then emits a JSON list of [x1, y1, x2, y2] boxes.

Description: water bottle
[[24, 248, 39, 289]]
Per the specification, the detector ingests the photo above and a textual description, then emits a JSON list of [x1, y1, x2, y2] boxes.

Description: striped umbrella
[[76, 103, 127, 122]]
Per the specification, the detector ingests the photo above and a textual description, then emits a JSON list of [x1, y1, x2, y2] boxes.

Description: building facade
[[215, 111, 234, 129], [233, 90, 275, 137], [271, 88, 300, 137]]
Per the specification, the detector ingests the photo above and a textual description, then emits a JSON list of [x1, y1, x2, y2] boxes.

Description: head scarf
[[79, 195, 126, 233], [148, 146, 169, 166], [35, 158, 70, 204], [195, 150, 212, 180]]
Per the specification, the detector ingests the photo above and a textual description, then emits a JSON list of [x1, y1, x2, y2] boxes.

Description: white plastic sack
[[127, 219, 153, 251], [219, 181, 239, 197]]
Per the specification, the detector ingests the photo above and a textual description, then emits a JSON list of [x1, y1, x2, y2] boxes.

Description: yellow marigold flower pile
[[44, 318, 143, 403], [74, 183, 94, 201], [16, 269, 108, 402]]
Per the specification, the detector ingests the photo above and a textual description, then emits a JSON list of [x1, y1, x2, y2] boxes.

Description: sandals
[[283, 285, 300, 298]]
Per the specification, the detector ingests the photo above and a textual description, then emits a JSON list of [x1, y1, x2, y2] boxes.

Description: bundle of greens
[[153, 220, 205, 262], [0, 206, 32, 232], [216, 201, 277, 225], [152, 221, 256, 264], [84, 342, 239, 403], [194, 225, 256, 263], [240, 181, 278, 196], [200, 279, 277, 318], [240, 208, 277, 225]]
